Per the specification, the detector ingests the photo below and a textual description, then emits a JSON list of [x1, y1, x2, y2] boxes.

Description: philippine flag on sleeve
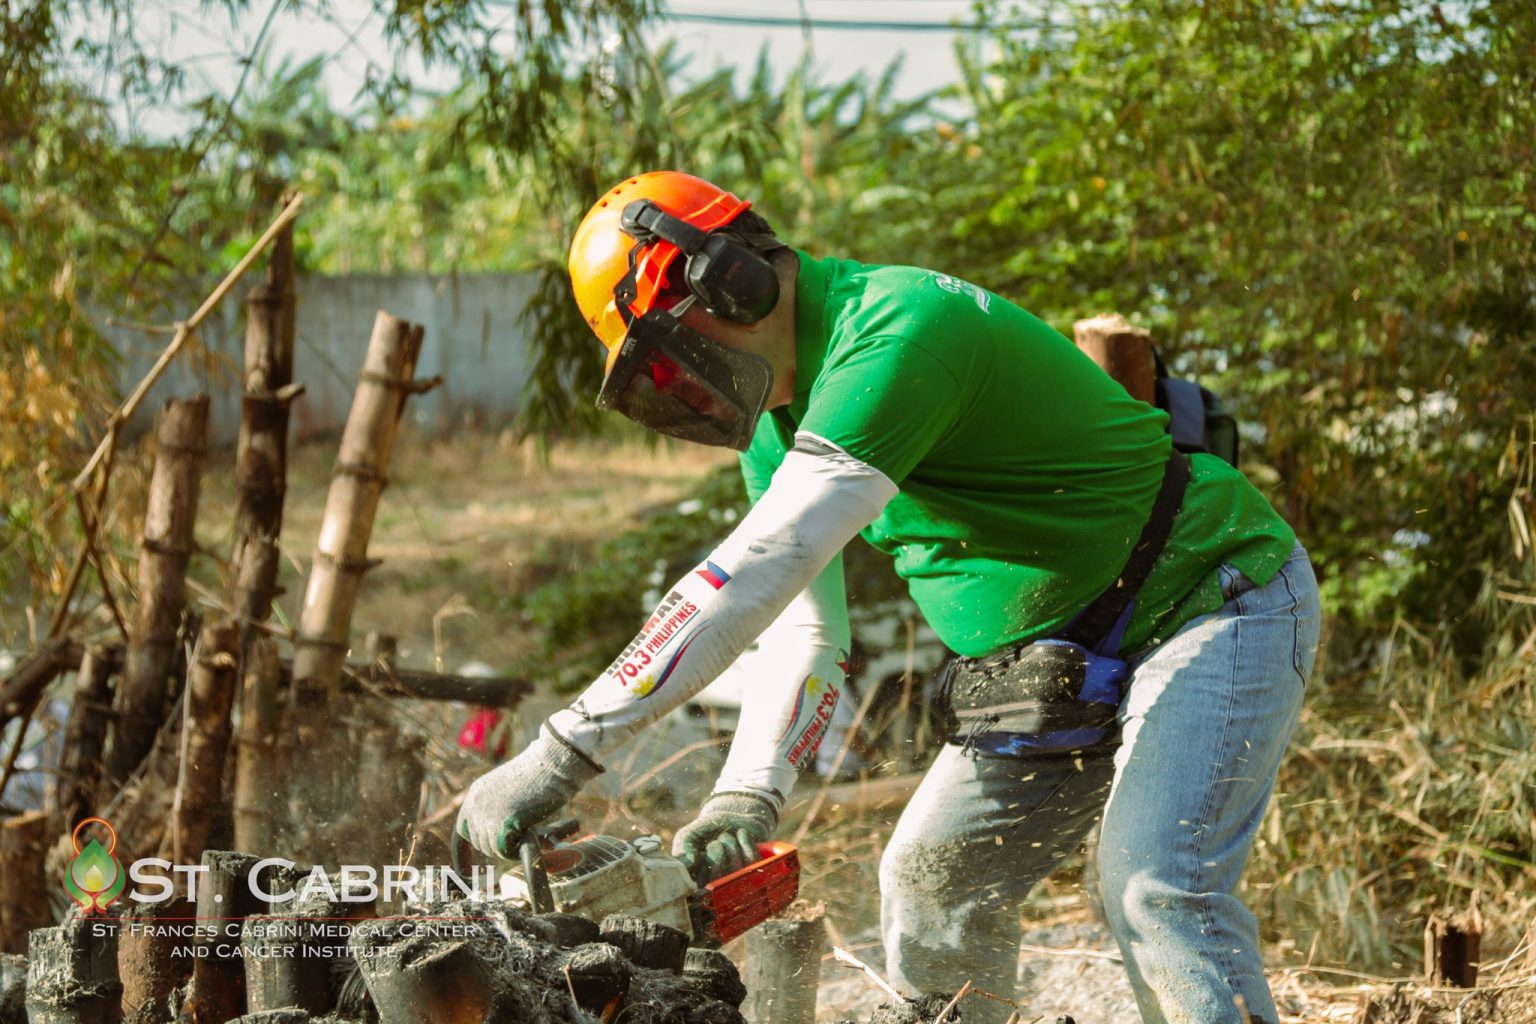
[[695, 560, 731, 590]]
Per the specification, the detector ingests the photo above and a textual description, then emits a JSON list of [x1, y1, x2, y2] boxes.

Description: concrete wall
[[111, 271, 543, 446]]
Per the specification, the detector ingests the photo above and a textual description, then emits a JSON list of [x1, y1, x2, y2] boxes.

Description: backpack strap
[[1061, 448, 1191, 654], [1156, 377, 1210, 453]]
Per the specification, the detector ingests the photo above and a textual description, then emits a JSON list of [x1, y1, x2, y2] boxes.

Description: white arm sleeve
[[546, 438, 896, 785], [711, 555, 851, 808]]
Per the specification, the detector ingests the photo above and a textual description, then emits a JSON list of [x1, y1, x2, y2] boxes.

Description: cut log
[[598, 914, 688, 973], [739, 902, 825, 1024], [683, 948, 747, 1009], [25, 917, 121, 1024], [165, 620, 239, 864], [562, 942, 630, 1016], [186, 851, 282, 1024], [241, 915, 332, 1014], [230, 222, 299, 661], [0, 811, 53, 954], [51, 645, 122, 830], [1073, 314, 1156, 405], [106, 395, 209, 790], [118, 899, 195, 1024]]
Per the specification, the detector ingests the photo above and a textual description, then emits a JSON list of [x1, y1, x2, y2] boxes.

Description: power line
[[661, 7, 988, 32]]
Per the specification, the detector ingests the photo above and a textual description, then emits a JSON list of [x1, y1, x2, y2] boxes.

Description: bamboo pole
[[290, 311, 430, 696], [230, 222, 301, 661], [72, 194, 305, 493], [344, 635, 426, 869], [241, 915, 332, 1014], [187, 851, 275, 1024], [165, 620, 239, 864], [51, 645, 123, 830], [1073, 314, 1156, 404], [1425, 894, 1483, 988], [104, 395, 209, 791], [283, 312, 433, 863], [40, 639, 535, 706], [233, 637, 281, 853]]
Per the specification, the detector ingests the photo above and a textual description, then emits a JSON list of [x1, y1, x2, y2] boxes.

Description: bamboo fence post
[[0, 810, 53, 954], [284, 311, 432, 861], [52, 645, 123, 830], [231, 222, 301, 661], [1073, 314, 1156, 404], [291, 312, 430, 696], [739, 902, 826, 1024], [166, 620, 239, 864], [233, 637, 281, 853], [105, 395, 209, 791]]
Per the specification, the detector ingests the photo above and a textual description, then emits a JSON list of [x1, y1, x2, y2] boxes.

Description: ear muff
[[620, 199, 780, 324]]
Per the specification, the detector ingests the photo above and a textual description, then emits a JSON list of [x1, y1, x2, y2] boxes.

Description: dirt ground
[[195, 428, 736, 674], [812, 918, 1536, 1024]]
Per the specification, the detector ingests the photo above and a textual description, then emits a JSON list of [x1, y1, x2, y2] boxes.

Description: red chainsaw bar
[[704, 841, 799, 943]]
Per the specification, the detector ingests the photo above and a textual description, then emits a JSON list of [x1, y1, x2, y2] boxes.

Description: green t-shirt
[[740, 251, 1296, 658]]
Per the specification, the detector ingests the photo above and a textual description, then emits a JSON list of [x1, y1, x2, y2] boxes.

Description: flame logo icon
[[64, 817, 125, 915]]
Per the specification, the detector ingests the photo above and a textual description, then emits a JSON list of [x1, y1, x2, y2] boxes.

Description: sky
[[113, 0, 994, 138]]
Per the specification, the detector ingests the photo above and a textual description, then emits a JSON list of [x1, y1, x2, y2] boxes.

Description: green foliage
[[935, 0, 1536, 642]]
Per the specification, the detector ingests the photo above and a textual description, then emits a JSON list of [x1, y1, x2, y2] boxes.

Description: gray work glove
[[672, 792, 779, 884], [455, 727, 602, 859]]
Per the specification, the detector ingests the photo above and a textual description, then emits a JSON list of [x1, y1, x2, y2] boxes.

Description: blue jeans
[[880, 546, 1321, 1024]]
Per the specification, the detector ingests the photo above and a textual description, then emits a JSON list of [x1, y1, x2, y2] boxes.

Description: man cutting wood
[[457, 171, 1321, 1024]]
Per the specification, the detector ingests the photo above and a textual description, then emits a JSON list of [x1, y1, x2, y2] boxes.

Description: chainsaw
[[490, 818, 799, 948]]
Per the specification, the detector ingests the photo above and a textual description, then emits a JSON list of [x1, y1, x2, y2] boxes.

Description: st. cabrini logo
[[64, 817, 126, 915]]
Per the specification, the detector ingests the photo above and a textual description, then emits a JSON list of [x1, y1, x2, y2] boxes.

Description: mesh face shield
[[596, 311, 774, 451]]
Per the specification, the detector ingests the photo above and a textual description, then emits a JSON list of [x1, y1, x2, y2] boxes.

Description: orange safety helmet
[[569, 172, 753, 373]]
